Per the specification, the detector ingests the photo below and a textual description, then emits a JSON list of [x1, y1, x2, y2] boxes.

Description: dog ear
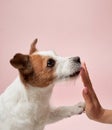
[[29, 38, 38, 54], [10, 53, 33, 74]]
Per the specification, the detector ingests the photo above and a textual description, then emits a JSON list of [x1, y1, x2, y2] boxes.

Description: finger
[[82, 87, 92, 105], [83, 84, 99, 104], [81, 63, 91, 81], [82, 87, 99, 106], [81, 63, 101, 105], [81, 65, 96, 99], [83, 62, 89, 74], [80, 67, 92, 88]]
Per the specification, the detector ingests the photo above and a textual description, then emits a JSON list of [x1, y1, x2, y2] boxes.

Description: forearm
[[46, 102, 85, 124], [98, 109, 112, 124]]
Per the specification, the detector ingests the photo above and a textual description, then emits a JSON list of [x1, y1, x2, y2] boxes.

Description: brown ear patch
[[26, 54, 55, 87], [10, 53, 33, 76], [29, 38, 38, 54], [10, 52, 55, 87], [10, 53, 29, 69]]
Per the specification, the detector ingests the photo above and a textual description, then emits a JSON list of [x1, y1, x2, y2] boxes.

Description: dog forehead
[[33, 50, 56, 57]]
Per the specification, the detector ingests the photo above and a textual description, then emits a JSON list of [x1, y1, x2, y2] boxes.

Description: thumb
[[82, 87, 92, 105]]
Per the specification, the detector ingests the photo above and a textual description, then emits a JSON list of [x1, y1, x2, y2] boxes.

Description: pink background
[[0, 0, 112, 129]]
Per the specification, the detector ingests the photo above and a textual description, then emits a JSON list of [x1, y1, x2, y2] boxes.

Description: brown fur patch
[[10, 39, 55, 87], [29, 39, 38, 54], [20, 54, 56, 87]]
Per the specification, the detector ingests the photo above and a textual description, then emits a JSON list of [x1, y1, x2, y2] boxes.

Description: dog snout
[[73, 56, 81, 64]]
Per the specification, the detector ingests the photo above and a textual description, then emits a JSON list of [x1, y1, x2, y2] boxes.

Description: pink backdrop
[[0, 0, 112, 129]]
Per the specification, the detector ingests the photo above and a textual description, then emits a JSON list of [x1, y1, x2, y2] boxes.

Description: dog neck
[[12, 76, 54, 104], [25, 83, 54, 103]]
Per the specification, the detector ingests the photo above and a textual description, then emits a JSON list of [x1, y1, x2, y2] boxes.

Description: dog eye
[[47, 58, 55, 68]]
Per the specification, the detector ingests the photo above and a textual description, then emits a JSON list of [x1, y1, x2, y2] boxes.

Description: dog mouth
[[69, 70, 80, 77]]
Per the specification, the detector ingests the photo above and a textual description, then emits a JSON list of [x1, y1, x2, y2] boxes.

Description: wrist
[[94, 108, 112, 124], [95, 107, 105, 123], [99, 108, 112, 124]]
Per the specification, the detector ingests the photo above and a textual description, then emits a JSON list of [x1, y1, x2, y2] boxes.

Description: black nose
[[73, 57, 81, 63]]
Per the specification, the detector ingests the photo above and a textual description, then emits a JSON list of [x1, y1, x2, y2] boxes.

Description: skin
[[80, 63, 112, 124]]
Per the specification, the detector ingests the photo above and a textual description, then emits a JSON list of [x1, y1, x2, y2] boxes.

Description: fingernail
[[84, 87, 88, 94], [80, 68, 85, 75]]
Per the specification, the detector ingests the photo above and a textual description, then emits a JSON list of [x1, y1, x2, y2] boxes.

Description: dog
[[0, 39, 85, 130]]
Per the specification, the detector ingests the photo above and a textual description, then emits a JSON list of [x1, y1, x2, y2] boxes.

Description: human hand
[[80, 63, 104, 121]]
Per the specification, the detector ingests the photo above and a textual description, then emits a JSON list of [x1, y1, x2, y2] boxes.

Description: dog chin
[[63, 70, 80, 80], [69, 70, 80, 77]]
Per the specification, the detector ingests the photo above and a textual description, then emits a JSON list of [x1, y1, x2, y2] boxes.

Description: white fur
[[0, 50, 85, 130]]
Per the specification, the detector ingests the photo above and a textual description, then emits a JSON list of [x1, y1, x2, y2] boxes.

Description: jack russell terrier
[[0, 39, 85, 130]]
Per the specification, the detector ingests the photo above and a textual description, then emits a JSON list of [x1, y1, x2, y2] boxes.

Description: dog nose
[[73, 57, 81, 63]]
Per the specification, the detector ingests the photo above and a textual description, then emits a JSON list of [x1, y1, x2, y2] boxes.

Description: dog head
[[10, 39, 81, 87]]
